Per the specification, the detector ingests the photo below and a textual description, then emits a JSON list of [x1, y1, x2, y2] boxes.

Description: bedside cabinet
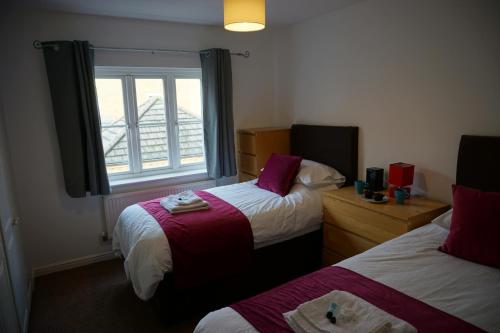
[[322, 186, 449, 266], [237, 128, 290, 182]]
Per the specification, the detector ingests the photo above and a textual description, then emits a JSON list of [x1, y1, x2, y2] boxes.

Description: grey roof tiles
[[101, 97, 204, 169]]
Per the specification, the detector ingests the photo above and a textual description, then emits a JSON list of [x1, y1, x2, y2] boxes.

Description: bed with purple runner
[[230, 266, 483, 333], [138, 191, 253, 289], [112, 125, 359, 320], [195, 222, 499, 333]]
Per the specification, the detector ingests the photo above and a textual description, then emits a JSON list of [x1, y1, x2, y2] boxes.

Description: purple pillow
[[257, 154, 303, 196], [439, 185, 500, 268]]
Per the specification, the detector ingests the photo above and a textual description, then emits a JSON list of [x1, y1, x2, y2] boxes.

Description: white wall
[[2, 0, 500, 271], [0, 7, 278, 270], [275, 0, 500, 202]]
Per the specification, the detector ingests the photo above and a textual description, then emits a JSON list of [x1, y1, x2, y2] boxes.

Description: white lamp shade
[[224, 0, 266, 32]]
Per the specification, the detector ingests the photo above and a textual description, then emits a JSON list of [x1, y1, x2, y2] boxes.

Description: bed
[[112, 125, 359, 306], [194, 135, 500, 333]]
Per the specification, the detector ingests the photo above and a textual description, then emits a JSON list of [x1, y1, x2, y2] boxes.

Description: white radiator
[[103, 180, 216, 237]]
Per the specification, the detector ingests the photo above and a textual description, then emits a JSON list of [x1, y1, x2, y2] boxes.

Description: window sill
[[109, 169, 209, 194]]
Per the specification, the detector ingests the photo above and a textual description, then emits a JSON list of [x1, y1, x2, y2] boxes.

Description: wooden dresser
[[322, 186, 449, 266], [237, 128, 290, 182]]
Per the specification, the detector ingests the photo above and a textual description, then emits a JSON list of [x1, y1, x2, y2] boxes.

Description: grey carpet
[[29, 259, 200, 333]]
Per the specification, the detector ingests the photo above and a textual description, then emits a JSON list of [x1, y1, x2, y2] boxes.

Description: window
[[95, 67, 205, 181]]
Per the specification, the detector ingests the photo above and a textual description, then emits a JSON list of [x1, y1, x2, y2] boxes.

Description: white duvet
[[195, 223, 500, 333], [113, 180, 333, 300]]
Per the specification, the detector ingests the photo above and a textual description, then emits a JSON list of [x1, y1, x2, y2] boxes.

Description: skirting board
[[33, 251, 117, 278]]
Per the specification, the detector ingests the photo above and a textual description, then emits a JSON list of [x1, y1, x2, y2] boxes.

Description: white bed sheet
[[112, 180, 332, 300], [195, 224, 500, 333]]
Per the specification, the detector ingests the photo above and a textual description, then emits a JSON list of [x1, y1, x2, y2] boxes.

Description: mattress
[[112, 180, 335, 300], [194, 223, 500, 333]]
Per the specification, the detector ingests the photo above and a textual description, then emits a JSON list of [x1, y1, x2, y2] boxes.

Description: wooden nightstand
[[322, 186, 449, 266], [237, 128, 290, 182]]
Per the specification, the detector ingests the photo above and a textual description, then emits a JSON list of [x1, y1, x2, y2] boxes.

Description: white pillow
[[431, 209, 453, 230], [295, 159, 346, 188]]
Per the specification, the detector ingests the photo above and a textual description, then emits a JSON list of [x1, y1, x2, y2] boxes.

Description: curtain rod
[[32, 40, 250, 58]]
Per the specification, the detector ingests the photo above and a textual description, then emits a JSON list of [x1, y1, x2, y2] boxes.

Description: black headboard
[[457, 135, 500, 191], [291, 124, 358, 186]]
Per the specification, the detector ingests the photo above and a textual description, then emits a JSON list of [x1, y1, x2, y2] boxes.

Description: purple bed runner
[[139, 191, 253, 289], [230, 266, 484, 333]]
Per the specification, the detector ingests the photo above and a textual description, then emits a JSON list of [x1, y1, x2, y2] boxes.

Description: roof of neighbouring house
[[101, 97, 204, 166]]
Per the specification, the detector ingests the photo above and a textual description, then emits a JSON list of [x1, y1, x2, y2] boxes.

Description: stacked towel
[[283, 290, 417, 333], [160, 191, 209, 214]]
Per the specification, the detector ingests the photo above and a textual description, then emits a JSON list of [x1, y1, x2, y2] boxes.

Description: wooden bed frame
[[153, 124, 359, 323]]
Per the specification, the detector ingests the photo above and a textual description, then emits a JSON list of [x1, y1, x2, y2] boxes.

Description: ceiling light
[[224, 0, 266, 32]]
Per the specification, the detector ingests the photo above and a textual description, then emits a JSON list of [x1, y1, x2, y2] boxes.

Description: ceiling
[[20, 0, 364, 26]]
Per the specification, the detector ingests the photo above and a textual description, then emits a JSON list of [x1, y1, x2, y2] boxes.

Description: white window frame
[[95, 66, 206, 182]]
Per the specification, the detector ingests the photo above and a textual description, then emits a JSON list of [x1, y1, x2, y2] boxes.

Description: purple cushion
[[439, 185, 500, 268], [257, 154, 303, 196]]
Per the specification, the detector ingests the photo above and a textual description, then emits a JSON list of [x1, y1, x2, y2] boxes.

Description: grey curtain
[[199, 48, 237, 179], [42, 40, 110, 197]]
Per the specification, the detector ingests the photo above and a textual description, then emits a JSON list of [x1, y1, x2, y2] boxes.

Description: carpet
[[29, 259, 201, 333]]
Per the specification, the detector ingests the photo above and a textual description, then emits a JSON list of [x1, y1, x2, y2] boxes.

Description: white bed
[[113, 180, 338, 300], [194, 222, 500, 333]]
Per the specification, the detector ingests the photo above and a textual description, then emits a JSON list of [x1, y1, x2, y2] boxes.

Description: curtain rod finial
[[33, 40, 42, 49], [244, 51, 250, 58]]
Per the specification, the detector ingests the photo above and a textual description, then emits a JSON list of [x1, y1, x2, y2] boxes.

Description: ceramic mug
[[354, 180, 365, 195], [395, 188, 409, 204]]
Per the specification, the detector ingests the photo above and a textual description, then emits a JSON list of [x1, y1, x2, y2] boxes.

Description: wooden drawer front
[[239, 172, 256, 183], [238, 133, 256, 155], [239, 153, 258, 175], [254, 130, 290, 168], [324, 198, 407, 244], [406, 207, 449, 231], [323, 224, 377, 258], [322, 249, 345, 267]]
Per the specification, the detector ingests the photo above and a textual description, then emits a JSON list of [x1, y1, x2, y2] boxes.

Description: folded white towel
[[160, 196, 209, 214], [169, 190, 204, 206], [164, 204, 209, 214], [283, 290, 416, 333]]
